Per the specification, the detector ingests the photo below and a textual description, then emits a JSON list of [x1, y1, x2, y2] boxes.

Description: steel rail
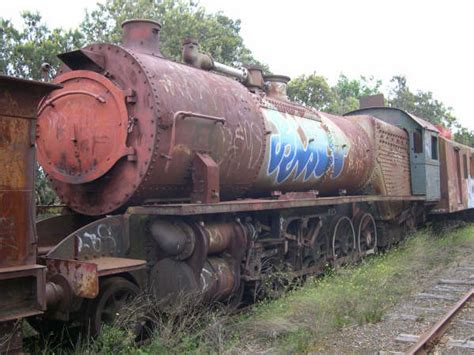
[[407, 287, 473, 354]]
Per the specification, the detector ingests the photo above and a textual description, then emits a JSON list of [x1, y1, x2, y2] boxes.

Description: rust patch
[[46, 258, 99, 298]]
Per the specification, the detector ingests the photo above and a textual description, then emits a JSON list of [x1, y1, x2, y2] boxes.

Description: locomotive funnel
[[121, 19, 162, 56]]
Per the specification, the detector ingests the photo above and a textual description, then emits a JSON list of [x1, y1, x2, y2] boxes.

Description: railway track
[[406, 288, 473, 354], [386, 265, 474, 353]]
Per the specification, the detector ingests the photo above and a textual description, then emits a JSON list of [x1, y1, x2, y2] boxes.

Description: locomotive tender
[[1, 18, 474, 346]]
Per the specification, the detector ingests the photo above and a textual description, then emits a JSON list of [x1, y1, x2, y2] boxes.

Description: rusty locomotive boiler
[[4, 18, 474, 345], [36, 19, 391, 216]]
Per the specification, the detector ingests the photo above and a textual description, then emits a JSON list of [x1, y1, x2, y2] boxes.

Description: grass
[[32, 222, 474, 353], [227, 222, 474, 352]]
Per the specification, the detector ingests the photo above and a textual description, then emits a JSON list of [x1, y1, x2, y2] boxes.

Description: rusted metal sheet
[[128, 194, 424, 216], [36, 214, 95, 255], [92, 257, 146, 277], [359, 94, 385, 109], [432, 137, 474, 213], [0, 76, 59, 327], [45, 216, 127, 260], [46, 258, 99, 298], [0, 264, 46, 321], [372, 120, 411, 196], [0, 76, 59, 267]]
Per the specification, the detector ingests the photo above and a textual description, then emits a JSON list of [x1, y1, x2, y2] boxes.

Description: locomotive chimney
[[264, 75, 291, 100], [121, 19, 162, 56]]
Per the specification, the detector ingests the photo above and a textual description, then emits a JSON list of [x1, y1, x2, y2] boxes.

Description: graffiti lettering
[[266, 110, 347, 184], [76, 223, 117, 255]]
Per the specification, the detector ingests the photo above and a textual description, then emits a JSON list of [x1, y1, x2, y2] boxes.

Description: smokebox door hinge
[[190, 153, 220, 204], [124, 88, 137, 104]]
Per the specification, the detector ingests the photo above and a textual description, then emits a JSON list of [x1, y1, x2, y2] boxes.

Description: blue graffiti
[[266, 110, 347, 184]]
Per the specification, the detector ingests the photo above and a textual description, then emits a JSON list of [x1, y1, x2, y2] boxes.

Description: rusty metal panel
[[373, 119, 411, 196], [44, 216, 127, 261], [359, 94, 385, 109], [46, 258, 99, 298], [0, 75, 59, 325], [433, 137, 473, 213], [127, 194, 425, 216], [0, 76, 59, 268], [0, 264, 46, 321]]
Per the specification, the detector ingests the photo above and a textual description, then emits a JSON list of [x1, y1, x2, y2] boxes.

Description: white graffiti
[[76, 223, 117, 254]]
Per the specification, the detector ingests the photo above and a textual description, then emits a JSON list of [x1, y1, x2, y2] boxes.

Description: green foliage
[[287, 73, 334, 111], [35, 165, 59, 206], [0, 12, 83, 80], [288, 72, 474, 147], [388, 75, 457, 128], [453, 126, 474, 147], [80, 0, 263, 67], [329, 74, 382, 114], [287, 73, 382, 114]]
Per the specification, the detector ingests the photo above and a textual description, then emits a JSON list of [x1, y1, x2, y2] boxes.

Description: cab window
[[431, 136, 438, 160], [413, 129, 423, 154]]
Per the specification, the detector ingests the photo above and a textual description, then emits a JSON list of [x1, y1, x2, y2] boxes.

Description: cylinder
[[151, 220, 195, 260], [200, 257, 236, 300], [204, 222, 234, 254]]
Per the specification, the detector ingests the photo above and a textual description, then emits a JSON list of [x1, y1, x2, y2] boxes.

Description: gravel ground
[[317, 254, 474, 353]]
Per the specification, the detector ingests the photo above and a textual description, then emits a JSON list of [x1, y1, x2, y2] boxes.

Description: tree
[[388, 75, 457, 128], [453, 126, 474, 147], [80, 0, 264, 67], [0, 12, 83, 205], [0, 11, 83, 80], [329, 74, 382, 114], [287, 73, 334, 111], [287, 73, 381, 114]]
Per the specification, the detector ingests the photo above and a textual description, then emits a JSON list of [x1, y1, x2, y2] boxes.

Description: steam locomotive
[[1, 19, 472, 350]]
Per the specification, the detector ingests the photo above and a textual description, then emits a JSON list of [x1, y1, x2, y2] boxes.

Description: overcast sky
[[2, 0, 473, 130]]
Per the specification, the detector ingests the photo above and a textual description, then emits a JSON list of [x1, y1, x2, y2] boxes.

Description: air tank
[[36, 19, 374, 216]]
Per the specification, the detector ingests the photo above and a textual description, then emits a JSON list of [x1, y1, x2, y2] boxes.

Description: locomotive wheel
[[83, 277, 140, 337], [355, 213, 377, 254], [330, 216, 356, 263], [304, 218, 328, 273]]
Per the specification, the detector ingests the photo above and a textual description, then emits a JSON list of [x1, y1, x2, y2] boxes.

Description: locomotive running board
[[127, 195, 426, 216]]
